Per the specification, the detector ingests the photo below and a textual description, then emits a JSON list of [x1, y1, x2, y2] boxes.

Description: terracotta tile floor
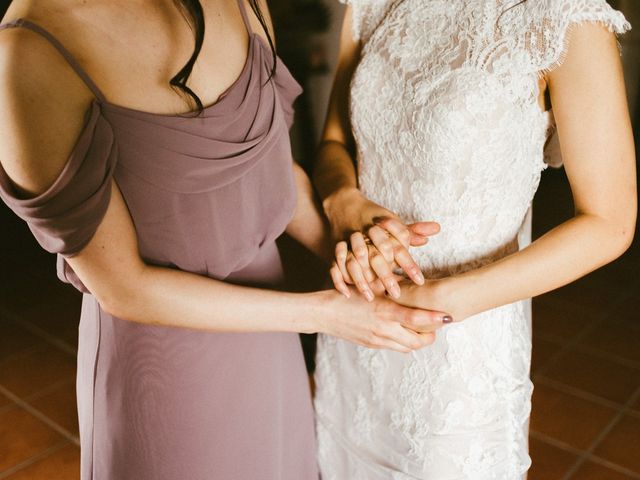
[[0, 166, 639, 479]]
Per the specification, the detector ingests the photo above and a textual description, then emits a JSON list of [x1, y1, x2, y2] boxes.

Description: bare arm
[[285, 162, 333, 260], [397, 24, 637, 322], [0, 27, 446, 352], [313, 7, 439, 299]]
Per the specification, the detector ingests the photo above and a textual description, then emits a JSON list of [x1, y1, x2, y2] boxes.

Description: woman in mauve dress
[[0, 1, 447, 479]]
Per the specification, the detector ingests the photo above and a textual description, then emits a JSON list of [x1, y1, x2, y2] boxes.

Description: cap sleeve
[[0, 102, 117, 292], [537, 0, 631, 73]]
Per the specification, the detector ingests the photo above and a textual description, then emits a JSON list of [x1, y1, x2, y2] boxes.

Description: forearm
[[313, 141, 358, 202], [85, 256, 446, 354], [286, 163, 333, 260], [312, 7, 362, 214], [101, 263, 324, 334], [430, 213, 635, 319]]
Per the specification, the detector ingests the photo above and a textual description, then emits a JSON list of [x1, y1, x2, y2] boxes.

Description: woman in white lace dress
[[313, 0, 637, 478]]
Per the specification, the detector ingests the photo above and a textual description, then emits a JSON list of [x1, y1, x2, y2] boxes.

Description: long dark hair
[[172, 0, 276, 112]]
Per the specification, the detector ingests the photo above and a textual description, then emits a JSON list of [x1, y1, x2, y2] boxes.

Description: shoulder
[[532, 0, 630, 31], [503, 0, 630, 74], [0, 23, 94, 196], [515, 0, 630, 37]]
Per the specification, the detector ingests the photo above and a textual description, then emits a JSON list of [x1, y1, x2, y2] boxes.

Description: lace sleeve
[[536, 0, 631, 74]]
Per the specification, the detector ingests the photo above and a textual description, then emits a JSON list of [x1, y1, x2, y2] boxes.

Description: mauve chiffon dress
[[0, 3, 319, 479]]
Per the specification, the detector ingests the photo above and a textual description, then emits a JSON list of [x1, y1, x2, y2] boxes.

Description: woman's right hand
[[314, 288, 448, 353], [323, 187, 440, 300]]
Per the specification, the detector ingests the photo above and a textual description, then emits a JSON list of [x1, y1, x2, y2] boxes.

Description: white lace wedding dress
[[314, 1, 630, 478]]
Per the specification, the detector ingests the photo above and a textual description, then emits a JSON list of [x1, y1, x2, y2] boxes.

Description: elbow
[[94, 290, 130, 319], [617, 217, 636, 256], [607, 203, 637, 261], [92, 271, 146, 320]]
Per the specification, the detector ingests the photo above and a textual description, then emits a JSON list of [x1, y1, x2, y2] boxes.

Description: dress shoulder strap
[[0, 18, 106, 102], [236, 0, 253, 35]]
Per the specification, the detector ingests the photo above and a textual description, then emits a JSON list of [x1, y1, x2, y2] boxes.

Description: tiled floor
[[0, 166, 639, 479]]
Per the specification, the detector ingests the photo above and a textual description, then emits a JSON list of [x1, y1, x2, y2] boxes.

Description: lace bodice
[[315, 1, 630, 479], [345, 0, 629, 276]]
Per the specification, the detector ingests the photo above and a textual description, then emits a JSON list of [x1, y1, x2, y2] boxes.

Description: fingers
[[370, 219, 426, 285], [346, 253, 375, 301], [334, 239, 377, 300], [367, 226, 394, 262], [330, 262, 351, 298], [373, 217, 412, 247], [334, 241, 350, 281], [369, 248, 401, 298], [350, 232, 372, 271], [395, 306, 452, 333], [408, 221, 441, 238], [392, 243, 425, 285], [416, 332, 437, 346], [368, 322, 437, 352]]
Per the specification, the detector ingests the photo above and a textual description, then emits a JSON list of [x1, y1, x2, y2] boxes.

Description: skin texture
[[315, 7, 637, 326], [0, 0, 446, 352]]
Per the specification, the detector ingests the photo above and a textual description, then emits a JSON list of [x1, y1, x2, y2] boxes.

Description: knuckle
[[354, 247, 368, 259], [380, 240, 393, 255], [346, 257, 360, 269], [398, 229, 411, 241], [381, 274, 396, 284], [365, 332, 379, 347], [409, 311, 424, 327], [369, 249, 384, 262], [368, 225, 382, 236]]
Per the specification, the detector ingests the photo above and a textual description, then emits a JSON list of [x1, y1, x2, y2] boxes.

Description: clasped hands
[[329, 214, 455, 351]]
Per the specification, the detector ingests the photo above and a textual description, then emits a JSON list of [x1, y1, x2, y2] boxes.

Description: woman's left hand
[[330, 221, 439, 301]]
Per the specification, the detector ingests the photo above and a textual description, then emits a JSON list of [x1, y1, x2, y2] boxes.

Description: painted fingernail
[[442, 315, 453, 324]]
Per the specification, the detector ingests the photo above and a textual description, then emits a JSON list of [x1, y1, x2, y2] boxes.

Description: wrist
[[322, 187, 365, 239], [435, 274, 478, 321], [299, 290, 339, 335], [322, 186, 362, 217]]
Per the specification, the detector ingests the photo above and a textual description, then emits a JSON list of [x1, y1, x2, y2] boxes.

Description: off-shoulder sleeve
[[536, 0, 631, 73], [0, 102, 117, 292]]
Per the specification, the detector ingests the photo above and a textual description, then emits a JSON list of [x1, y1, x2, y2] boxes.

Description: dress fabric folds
[[0, 4, 318, 479]]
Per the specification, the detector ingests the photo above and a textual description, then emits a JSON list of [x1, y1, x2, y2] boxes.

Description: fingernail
[[365, 290, 374, 302], [343, 290, 351, 299], [442, 315, 453, 324], [390, 285, 401, 299], [415, 271, 425, 285]]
